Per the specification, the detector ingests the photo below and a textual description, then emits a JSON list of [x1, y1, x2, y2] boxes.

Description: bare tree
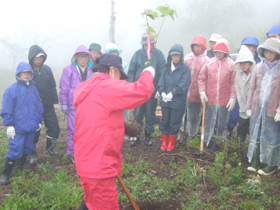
[[109, 0, 116, 43]]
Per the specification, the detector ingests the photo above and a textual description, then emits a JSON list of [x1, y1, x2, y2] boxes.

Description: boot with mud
[[130, 134, 140, 146], [0, 157, 15, 185], [247, 143, 260, 172], [15, 154, 31, 173], [257, 165, 275, 176], [30, 144, 38, 165], [46, 137, 59, 156], [144, 130, 152, 146]]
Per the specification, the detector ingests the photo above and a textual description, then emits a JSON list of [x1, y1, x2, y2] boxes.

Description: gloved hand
[[154, 91, 160, 99], [226, 98, 236, 112], [143, 66, 155, 78], [54, 104, 60, 113], [61, 101, 68, 115], [6, 126, 15, 139], [161, 92, 167, 103], [274, 112, 280, 122], [165, 92, 173, 102], [36, 124, 41, 132], [124, 134, 137, 141], [199, 92, 208, 105], [246, 110, 251, 117]]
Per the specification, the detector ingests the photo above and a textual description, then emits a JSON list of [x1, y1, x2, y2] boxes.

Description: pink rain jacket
[[184, 35, 210, 103], [73, 71, 154, 179], [198, 39, 236, 106]]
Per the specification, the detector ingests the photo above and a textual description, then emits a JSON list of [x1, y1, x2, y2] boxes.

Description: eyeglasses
[[263, 50, 276, 56]]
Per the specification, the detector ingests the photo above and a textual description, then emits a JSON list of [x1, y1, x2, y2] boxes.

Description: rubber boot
[[160, 134, 169, 151], [258, 165, 275, 176], [46, 137, 59, 156], [247, 143, 260, 172], [209, 142, 219, 152], [30, 143, 38, 165], [238, 134, 247, 158], [0, 157, 15, 185], [130, 134, 140, 146], [144, 130, 152, 146], [167, 135, 177, 151], [15, 155, 28, 173]]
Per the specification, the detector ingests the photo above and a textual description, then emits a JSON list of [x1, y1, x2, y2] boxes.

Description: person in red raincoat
[[73, 53, 155, 210]]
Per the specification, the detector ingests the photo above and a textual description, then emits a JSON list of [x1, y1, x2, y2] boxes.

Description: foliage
[[141, 4, 178, 38]]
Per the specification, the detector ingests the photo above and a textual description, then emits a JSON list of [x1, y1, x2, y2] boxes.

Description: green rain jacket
[[127, 47, 166, 96]]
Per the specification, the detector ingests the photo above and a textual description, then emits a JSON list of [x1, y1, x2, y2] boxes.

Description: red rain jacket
[[184, 35, 209, 103], [198, 39, 236, 106], [73, 71, 154, 179]]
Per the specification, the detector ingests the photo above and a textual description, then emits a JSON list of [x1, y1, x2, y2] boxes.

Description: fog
[[0, 0, 280, 76]]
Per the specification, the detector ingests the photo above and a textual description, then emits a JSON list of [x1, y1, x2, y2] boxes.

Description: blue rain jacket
[[1, 62, 44, 134]]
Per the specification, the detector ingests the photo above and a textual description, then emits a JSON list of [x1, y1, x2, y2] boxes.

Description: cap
[[36, 53, 45, 57], [95, 53, 128, 80], [169, 50, 181, 55], [209, 34, 222, 42], [140, 33, 157, 44], [89, 43, 102, 54]]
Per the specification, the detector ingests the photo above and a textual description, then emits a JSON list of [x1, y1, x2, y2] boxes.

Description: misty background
[[0, 0, 279, 97]]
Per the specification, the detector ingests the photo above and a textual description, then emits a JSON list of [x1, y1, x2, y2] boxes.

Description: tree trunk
[[109, 0, 116, 43]]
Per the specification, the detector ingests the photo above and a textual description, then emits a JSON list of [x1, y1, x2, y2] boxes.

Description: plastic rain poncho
[[246, 55, 280, 167], [234, 45, 255, 119], [184, 35, 210, 137], [198, 39, 236, 145]]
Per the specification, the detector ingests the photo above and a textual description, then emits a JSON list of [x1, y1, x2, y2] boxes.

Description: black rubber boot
[[15, 155, 28, 173], [144, 130, 152, 146], [79, 198, 89, 210], [130, 134, 140, 147], [0, 157, 15, 185], [30, 144, 38, 165], [46, 137, 59, 156]]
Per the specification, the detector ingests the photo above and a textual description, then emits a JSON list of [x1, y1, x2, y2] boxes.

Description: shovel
[[200, 99, 206, 157], [116, 175, 140, 210]]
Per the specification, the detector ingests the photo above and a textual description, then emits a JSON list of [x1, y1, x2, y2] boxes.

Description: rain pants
[[246, 59, 280, 167], [28, 45, 60, 143], [198, 40, 236, 145], [1, 62, 44, 160], [184, 36, 210, 137], [73, 71, 154, 209], [59, 45, 93, 157], [127, 46, 166, 133], [158, 44, 191, 135]]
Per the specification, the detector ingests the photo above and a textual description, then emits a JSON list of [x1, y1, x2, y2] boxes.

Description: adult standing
[[59, 45, 94, 163], [127, 33, 166, 146], [28, 45, 60, 164], [73, 53, 155, 209], [88, 43, 102, 64]]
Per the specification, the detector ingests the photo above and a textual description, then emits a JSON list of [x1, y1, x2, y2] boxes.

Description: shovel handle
[[116, 175, 140, 210], [200, 99, 206, 154]]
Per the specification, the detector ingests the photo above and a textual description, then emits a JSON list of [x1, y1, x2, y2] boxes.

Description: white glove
[[54, 104, 60, 113], [246, 110, 251, 117], [274, 112, 280, 122], [161, 92, 168, 103], [199, 92, 208, 105], [154, 91, 160, 99], [36, 124, 42, 132], [226, 98, 236, 112], [124, 134, 137, 141], [143, 66, 155, 78], [6, 126, 15, 139], [165, 92, 173, 101]]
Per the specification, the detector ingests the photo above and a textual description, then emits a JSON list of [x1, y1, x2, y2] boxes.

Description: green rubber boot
[[257, 165, 275, 176], [247, 143, 260, 172]]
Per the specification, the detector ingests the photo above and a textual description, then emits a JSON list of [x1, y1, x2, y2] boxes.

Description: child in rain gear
[[184, 35, 210, 142], [233, 45, 255, 157], [246, 38, 280, 176], [158, 44, 191, 151], [198, 38, 236, 151], [0, 62, 44, 185], [227, 35, 261, 141]]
